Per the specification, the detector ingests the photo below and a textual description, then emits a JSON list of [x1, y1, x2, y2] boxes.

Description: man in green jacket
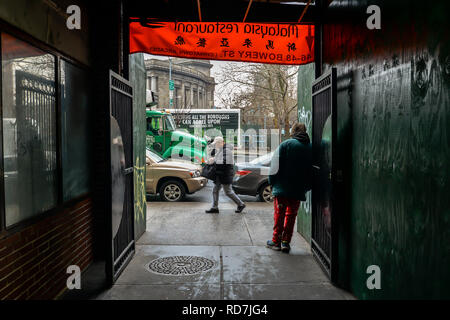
[[267, 123, 312, 253]]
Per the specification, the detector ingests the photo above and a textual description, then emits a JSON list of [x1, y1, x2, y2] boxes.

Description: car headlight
[[189, 170, 201, 178]]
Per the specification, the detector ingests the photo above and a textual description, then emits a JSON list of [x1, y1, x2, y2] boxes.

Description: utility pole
[[169, 57, 174, 107]]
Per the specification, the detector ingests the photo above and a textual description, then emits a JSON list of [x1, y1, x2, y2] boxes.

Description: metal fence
[[311, 68, 337, 281], [110, 71, 135, 282]]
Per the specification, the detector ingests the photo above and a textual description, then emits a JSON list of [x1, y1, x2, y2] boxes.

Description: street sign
[[169, 80, 174, 106]]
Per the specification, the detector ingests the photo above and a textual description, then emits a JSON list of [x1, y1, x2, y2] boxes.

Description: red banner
[[129, 20, 314, 65]]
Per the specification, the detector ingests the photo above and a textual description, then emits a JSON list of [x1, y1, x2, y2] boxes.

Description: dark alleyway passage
[[96, 183, 353, 300]]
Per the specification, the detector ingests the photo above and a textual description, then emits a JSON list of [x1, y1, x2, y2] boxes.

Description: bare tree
[[217, 62, 298, 138], [3, 54, 55, 80], [171, 92, 193, 127]]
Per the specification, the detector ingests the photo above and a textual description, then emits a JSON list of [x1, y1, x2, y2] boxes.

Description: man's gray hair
[[213, 136, 224, 144]]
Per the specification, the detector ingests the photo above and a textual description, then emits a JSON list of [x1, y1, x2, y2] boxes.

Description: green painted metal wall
[[297, 63, 315, 243], [129, 53, 147, 239], [323, 0, 450, 299]]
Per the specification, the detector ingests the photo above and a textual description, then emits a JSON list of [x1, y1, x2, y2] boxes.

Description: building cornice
[[145, 59, 215, 85]]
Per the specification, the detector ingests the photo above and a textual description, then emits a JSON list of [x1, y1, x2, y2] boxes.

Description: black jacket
[[211, 144, 234, 185], [268, 132, 312, 200]]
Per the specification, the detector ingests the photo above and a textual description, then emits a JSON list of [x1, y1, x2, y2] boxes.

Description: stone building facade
[[145, 57, 215, 109]]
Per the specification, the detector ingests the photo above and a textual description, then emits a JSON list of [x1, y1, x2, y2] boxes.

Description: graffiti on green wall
[[350, 48, 450, 299], [298, 106, 312, 133], [134, 156, 146, 225], [323, 1, 450, 297], [297, 63, 315, 243], [130, 53, 147, 239]]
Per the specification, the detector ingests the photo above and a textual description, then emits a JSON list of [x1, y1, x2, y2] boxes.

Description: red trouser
[[272, 196, 301, 244]]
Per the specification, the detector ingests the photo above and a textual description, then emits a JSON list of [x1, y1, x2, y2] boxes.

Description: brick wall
[[0, 197, 94, 300]]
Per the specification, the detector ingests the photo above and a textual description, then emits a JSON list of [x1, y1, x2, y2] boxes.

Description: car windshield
[[146, 149, 165, 163], [164, 115, 176, 131], [249, 152, 274, 165]]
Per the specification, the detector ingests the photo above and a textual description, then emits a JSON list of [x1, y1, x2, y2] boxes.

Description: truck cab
[[146, 110, 207, 165]]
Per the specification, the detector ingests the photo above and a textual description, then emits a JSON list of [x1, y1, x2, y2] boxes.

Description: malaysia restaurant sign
[[129, 20, 314, 65]]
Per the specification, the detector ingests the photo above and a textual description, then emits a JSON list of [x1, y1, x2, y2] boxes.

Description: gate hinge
[[124, 167, 134, 174]]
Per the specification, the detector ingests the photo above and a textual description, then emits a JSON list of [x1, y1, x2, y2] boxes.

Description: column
[[151, 76, 157, 92], [197, 86, 200, 109], [200, 87, 204, 108], [181, 82, 185, 108]]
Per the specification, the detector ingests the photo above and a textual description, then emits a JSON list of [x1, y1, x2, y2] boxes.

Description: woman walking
[[205, 136, 246, 214]]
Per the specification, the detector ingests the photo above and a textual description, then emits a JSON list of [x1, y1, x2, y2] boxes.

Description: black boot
[[205, 208, 219, 214], [235, 204, 246, 213]]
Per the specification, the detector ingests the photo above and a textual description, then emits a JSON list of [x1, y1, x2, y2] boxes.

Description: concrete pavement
[[97, 183, 353, 300]]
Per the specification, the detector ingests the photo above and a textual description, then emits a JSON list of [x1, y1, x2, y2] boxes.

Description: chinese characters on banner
[[129, 20, 314, 65]]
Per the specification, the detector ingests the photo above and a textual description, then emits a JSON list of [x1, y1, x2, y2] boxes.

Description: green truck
[[146, 109, 207, 164]]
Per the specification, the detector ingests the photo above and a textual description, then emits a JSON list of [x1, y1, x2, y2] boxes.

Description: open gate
[[311, 67, 338, 282], [107, 70, 135, 283]]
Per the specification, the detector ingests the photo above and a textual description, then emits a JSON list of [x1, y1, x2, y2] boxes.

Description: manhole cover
[[146, 256, 215, 275]]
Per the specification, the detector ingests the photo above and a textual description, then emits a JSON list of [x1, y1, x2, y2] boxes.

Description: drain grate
[[146, 256, 215, 275]]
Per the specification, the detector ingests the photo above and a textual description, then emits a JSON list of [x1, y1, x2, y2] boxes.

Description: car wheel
[[259, 184, 274, 203], [160, 180, 186, 202]]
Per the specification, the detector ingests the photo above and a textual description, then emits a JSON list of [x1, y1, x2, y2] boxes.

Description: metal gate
[[107, 70, 135, 283], [311, 68, 338, 281], [15, 71, 57, 213]]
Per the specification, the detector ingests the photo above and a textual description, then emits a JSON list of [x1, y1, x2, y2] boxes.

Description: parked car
[[145, 148, 207, 201], [232, 152, 274, 203]]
